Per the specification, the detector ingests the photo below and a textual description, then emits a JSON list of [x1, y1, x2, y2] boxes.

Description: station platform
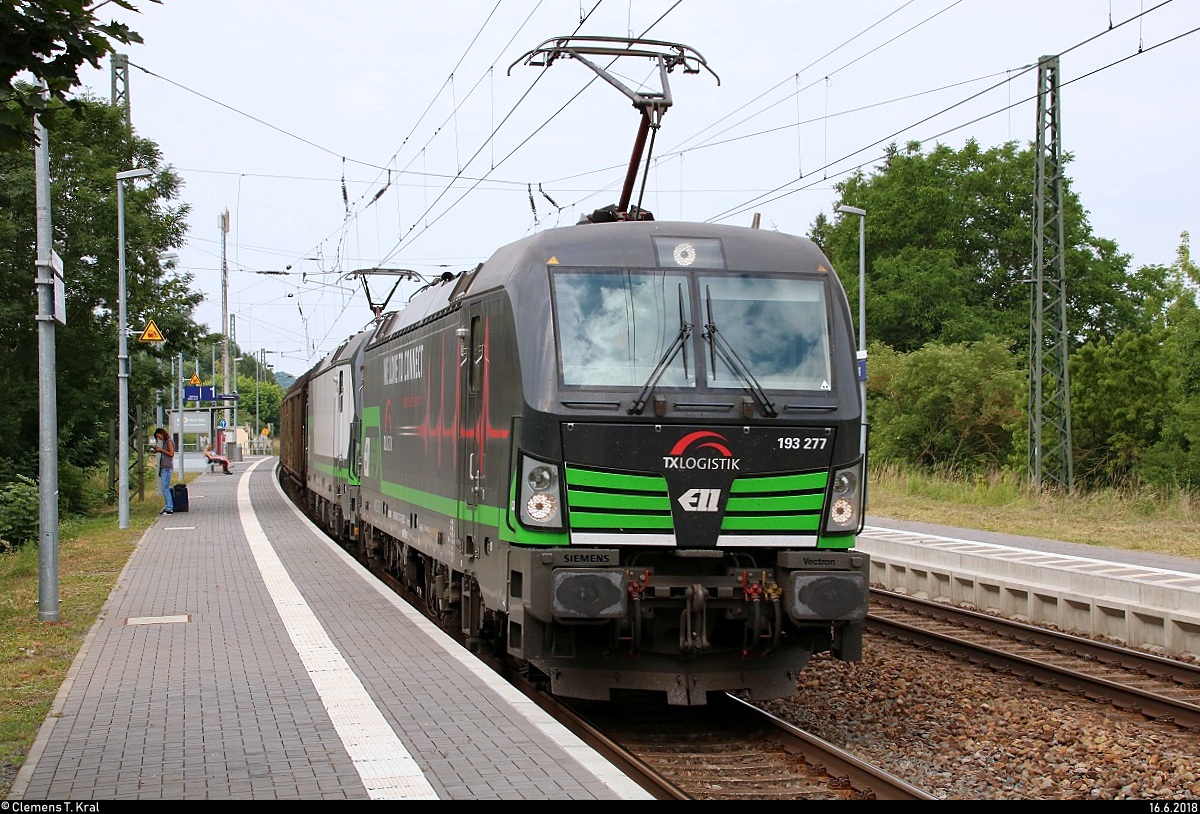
[[9, 457, 652, 801], [861, 517, 1200, 660]]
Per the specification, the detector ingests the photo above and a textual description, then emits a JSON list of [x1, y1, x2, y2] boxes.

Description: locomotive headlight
[[832, 470, 856, 494], [528, 465, 556, 492], [824, 461, 865, 534], [831, 497, 855, 526], [519, 453, 564, 529], [526, 492, 558, 523]]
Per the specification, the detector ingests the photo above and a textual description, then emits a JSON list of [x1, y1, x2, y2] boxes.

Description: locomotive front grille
[[564, 467, 673, 533], [721, 470, 827, 534], [564, 465, 830, 541]]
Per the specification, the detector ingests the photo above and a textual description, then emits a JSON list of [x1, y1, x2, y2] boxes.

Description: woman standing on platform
[[151, 427, 175, 514]]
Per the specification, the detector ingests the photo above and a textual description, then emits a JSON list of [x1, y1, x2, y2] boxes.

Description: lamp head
[[836, 204, 866, 217], [116, 167, 153, 181]]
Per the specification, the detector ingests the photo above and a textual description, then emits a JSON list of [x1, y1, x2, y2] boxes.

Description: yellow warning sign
[[189, 372, 201, 386], [138, 319, 165, 343]]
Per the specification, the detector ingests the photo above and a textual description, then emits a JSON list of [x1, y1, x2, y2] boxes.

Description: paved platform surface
[[9, 457, 652, 801]]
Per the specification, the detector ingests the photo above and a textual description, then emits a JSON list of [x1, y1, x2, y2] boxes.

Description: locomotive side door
[[458, 306, 484, 555]]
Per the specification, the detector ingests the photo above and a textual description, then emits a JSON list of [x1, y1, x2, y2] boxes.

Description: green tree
[[821, 139, 1161, 353], [1069, 329, 1175, 489], [1059, 233, 1200, 491], [0, 0, 155, 151], [1138, 232, 1200, 489], [0, 90, 203, 501], [236, 372, 284, 435]]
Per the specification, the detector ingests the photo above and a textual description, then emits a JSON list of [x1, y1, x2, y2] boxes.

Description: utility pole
[[156, 357, 164, 428], [1028, 54, 1073, 493], [219, 209, 230, 448], [256, 348, 262, 436], [836, 205, 867, 458], [231, 315, 238, 436], [34, 113, 60, 622]]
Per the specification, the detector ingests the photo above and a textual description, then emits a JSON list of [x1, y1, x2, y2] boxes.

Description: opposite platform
[[10, 457, 651, 801]]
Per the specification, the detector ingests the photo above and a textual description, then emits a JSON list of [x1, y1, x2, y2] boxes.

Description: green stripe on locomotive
[[311, 459, 360, 484], [561, 464, 852, 545]]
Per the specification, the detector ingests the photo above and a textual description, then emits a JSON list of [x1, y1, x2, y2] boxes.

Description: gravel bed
[[758, 636, 1200, 800]]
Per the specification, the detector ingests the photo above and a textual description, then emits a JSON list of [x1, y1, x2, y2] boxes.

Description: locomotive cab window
[[552, 268, 695, 388], [699, 274, 832, 392], [551, 267, 833, 392]]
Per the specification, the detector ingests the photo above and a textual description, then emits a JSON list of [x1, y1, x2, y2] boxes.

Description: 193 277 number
[[777, 436, 827, 450]]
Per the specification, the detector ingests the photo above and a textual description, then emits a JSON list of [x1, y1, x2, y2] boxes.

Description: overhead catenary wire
[[122, 1, 989, 315], [123, 0, 1191, 364], [707, 20, 1199, 226]]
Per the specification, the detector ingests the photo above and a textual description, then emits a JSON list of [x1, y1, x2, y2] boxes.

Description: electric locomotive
[[334, 219, 870, 706]]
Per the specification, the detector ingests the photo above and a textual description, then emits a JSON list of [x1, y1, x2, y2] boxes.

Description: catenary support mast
[[1028, 55, 1073, 492]]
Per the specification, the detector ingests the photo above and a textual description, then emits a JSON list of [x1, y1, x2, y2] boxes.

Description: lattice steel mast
[[110, 53, 130, 127], [1028, 55, 1073, 492]]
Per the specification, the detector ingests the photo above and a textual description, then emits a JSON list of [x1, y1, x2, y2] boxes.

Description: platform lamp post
[[116, 167, 153, 529], [255, 350, 264, 436], [836, 204, 867, 457], [233, 355, 243, 448]]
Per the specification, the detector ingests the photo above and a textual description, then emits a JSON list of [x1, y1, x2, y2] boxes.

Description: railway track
[[529, 591, 1200, 799], [868, 589, 1200, 731], [547, 691, 935, 800]]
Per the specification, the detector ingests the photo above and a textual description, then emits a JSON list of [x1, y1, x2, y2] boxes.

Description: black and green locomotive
[[281, 218, 870, 706]]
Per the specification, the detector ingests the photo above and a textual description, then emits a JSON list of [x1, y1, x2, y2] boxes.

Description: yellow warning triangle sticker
[[189, 372, 201, 386], [138, 319, 165, 342], [547, 256, 559, 265]]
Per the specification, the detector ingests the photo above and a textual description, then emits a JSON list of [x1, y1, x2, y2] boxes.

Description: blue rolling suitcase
[[172, 482, 189, 513]]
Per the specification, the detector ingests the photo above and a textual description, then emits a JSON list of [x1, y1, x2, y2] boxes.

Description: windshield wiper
[[629, 285, 691, 415], [702, 285, 778, 418]]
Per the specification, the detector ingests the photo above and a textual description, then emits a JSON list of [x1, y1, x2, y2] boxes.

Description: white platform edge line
[[862, 525, 1200, 580], [242, 459, 438, 800]]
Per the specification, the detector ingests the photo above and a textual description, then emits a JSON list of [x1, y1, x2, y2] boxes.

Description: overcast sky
[[74, 0, 1200, 377]]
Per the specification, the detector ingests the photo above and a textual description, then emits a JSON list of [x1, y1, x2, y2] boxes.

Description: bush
[[0, 475, 40, 551], [868, 338, 1025, 475], [58, 461, 106, 515]]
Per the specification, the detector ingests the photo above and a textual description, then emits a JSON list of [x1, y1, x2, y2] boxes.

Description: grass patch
[[0, 476, 172, 799], [868, 463, 1200, 560]]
